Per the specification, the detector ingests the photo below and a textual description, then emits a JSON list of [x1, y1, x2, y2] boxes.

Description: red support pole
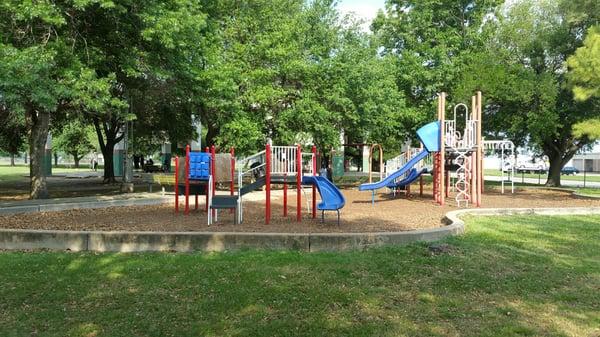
[[195, 149, 199, 210], [433, 153, 438, 202], [283, 159, 288, 217], [185, 145, 190, 215], [265, 144, 271, 225], [231, 147, 235, 214], [296, 145, 302, 222], [311, 146, 317, 219], [205, 147, 209, 211], [211, 145, 216, 218], [230, 147, 235, 196], [419, 175, 423, 197], [175, 156, 179, 213]]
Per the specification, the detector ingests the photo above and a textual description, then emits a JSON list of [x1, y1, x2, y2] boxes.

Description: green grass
[[0, 165, 96, 183], [485, 169, 600, 183], [573, 187, 600, 196], [1, 215, 600, 336]]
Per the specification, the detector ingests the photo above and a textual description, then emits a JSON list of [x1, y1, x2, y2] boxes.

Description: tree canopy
[[2, 0, 600, 196]]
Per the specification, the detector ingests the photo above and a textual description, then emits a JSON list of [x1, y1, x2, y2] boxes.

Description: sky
[[337, 0, 386, 30]]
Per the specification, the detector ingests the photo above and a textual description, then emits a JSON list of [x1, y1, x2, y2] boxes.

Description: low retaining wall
[[2, 207, 599, 253], [0, 198, 168, 215]]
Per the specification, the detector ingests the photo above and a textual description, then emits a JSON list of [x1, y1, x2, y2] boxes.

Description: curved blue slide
[[302, 175, 345, 210], [359, 121, 439, 192], [387, 167, 428, 190], [359, 150, 429, 191]]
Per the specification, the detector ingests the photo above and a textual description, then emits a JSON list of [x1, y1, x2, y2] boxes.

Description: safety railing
[[236, 150, 266, 169], [270, 146, 298, 175], [301, 152, 316, 176], [444, 120, 478, 150]]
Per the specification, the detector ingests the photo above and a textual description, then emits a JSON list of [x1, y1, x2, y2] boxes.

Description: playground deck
[[1, 187, 599, 233]]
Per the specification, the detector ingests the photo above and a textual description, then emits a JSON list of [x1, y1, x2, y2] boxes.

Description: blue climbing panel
[[189, 152, 211, 180]]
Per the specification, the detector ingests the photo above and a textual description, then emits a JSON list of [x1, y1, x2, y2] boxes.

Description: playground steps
[[240, 176, 267, 196], [211, 195, 239, 209], [210, 195, 240, 225]]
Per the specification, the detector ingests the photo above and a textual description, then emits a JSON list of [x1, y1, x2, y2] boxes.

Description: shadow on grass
[[0, 215, 599, 336]]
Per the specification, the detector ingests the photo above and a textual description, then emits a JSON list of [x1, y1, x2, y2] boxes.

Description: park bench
[[142, 173, 176, 193]]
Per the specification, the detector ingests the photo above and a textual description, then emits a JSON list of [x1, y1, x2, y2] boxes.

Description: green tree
[[0, 0, 119, 198], [53, 121, 95, 168], [372, 0, 502, 119], [68, 1, 207, 182], [567, 26, 600, 101], [456, 0, 600, 186], [0, 109, 26, 166]]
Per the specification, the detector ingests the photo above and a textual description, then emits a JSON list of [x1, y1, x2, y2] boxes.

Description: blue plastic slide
[[302, 175, 345, 211], [359, 121, 439, 193], [359, 150, 429, 191], [387, 167, 428, 190]]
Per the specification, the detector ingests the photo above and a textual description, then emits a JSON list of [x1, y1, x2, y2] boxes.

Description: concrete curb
[[0, 197, 169, 215], [1, 207, 599, 252]]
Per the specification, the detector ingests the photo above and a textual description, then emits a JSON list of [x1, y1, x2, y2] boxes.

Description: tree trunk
[[93, 117, 123, 184], [74, 154, 80, 168], [26, 109, 50, 199], [10, 153, 15, 166], [205, 123, 218, 148], [102, 140, 116, 182], [54, 152, 58, 166], [545, 154, 562, 187]]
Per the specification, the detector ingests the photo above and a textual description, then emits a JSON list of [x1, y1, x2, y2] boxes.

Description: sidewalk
[[0, 193, 169, 215]]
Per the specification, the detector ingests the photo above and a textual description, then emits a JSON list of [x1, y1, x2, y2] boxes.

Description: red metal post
[[296, 144, 302, 222], [211, 145, 216, 218], [283, 158, 288, 217], [265, 144, 271, 224], [205, 146, 209, 211], [433, 153, 438, 202], [311, 146, 317, 219], [175, 156, 179, 213], [230, 147, 235, 214], [185, 145, 190, 215], [230, 147, 235, 196], [419, 175, 423, 197]]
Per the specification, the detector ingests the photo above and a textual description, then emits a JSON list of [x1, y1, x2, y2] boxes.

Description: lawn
[[573, 187, 600, 196], [1, 215, 599, 337], [0, 165, 94, 183], [485, 169, 600, 183]]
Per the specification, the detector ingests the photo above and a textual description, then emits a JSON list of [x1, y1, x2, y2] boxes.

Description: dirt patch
[[1, 185, 599, 233]]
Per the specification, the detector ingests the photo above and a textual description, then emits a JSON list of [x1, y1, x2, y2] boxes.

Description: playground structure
[[174, 144, 346, 225], [483, 140, 515, 194], [360, 91, 514, 207]]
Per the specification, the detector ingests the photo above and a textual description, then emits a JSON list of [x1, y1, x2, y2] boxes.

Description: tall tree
[[66, 1, 207, 182], [455, 0, 600, 186], [0, 0, 118, 198], [53, 120, 95, 168], [567, 26, 600, 101], [372, 0, 502, 119], [0, 110, 25, 166]]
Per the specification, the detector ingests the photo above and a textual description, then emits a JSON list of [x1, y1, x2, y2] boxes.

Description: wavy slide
[[387, 167, 428, 190], [302, 175, 345, 211], [359, 150, 429, 191]]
